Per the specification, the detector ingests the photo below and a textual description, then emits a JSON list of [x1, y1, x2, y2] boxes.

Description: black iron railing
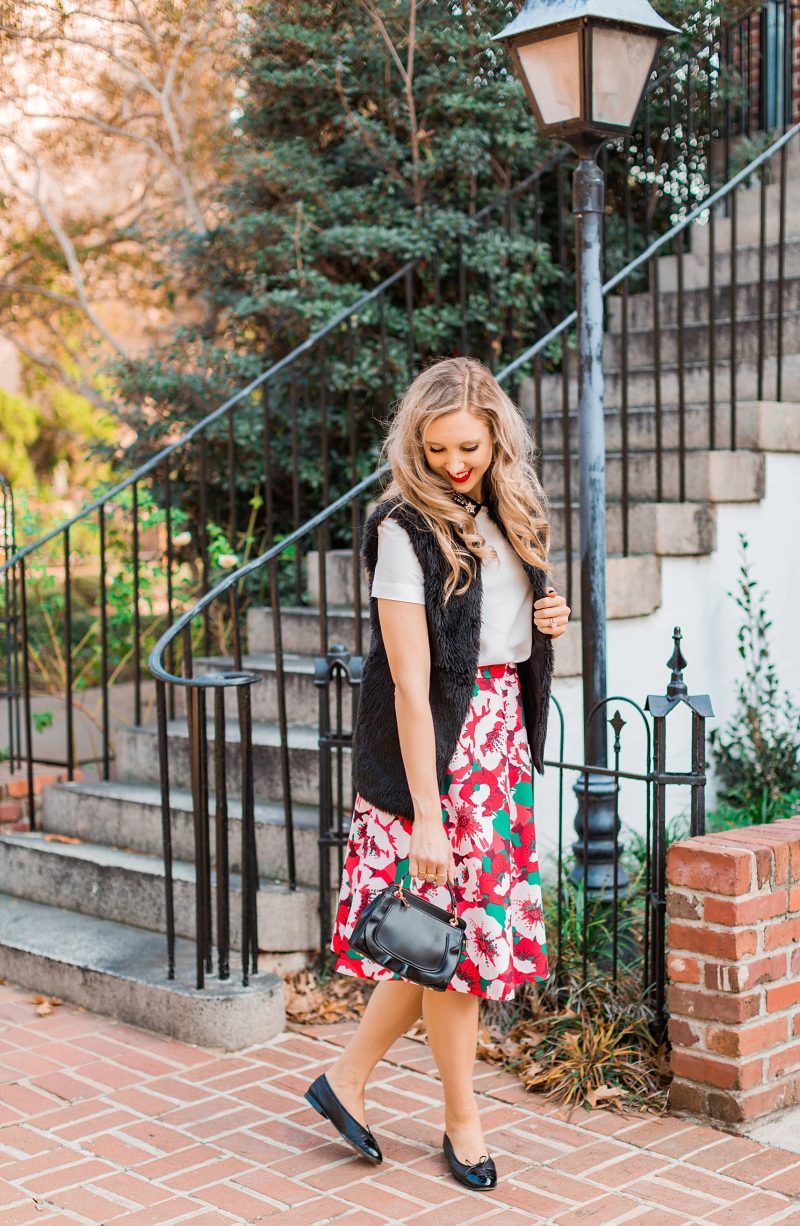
[[1, 475, 22, 776], [147, 120, 795, 995], [315, 628, 712, 1044], [0, 1, 791, 817]]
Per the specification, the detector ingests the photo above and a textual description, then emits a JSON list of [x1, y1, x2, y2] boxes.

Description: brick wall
[[0, 764, 79, 830], [666, 816, 800, 1127]]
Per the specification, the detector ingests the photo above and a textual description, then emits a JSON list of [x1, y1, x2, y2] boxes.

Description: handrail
[[0, 0, 762, 578], [149, 118, 800, 691], [148, 464, 389, 686]]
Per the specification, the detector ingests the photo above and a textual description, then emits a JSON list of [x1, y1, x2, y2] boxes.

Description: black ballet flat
[[304, 1073, 382, 1164], [442, 1132, 497, 1190]]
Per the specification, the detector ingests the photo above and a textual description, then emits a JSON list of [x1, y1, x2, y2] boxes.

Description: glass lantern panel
[[591, 27, 659, 127], [517, 31, 581, 126]]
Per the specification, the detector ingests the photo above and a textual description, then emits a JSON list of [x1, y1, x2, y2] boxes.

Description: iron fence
[[1, 475, 22, 777], [314, 628, 712, 1044]]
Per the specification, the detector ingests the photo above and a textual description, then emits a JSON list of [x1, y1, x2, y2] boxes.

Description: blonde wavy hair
[[374, 356, 551, 604]]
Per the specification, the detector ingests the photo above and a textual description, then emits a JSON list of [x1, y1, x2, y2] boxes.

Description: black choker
[[450, 489, 485, 517]]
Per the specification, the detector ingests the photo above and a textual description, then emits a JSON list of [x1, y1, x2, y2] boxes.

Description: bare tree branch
[[0, 141, 127, 356], [0, 0, 233, 405], [361, 0, 423, 215]]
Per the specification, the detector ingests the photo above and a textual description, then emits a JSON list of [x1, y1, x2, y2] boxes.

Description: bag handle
[[395, 872, 459, 921]]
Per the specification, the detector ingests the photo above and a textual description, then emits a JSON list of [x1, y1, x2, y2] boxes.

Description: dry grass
[[477, 972, 672, 1116]]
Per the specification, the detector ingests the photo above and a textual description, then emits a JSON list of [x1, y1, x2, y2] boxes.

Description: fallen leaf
[[284, 967, 371, 1025], [31, 994, 62, 1016], [586, 1084, 626, 1108], [43, 834, 82, 844]]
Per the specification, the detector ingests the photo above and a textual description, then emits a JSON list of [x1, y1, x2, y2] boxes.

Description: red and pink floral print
[[331, 662, 549, 1000]]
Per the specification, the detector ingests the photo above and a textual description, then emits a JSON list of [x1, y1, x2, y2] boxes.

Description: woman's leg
[[325, 978, 424, 1126], [422, 989, 486, 1164]]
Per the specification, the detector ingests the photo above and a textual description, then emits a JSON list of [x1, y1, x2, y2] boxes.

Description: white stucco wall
[[534, 450, 800, 873]]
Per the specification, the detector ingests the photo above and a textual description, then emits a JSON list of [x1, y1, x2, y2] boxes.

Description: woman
[[304, 356, 570, 1190]]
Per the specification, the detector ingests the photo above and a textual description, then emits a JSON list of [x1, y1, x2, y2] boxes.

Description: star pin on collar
[[449, 489, 485, 517]]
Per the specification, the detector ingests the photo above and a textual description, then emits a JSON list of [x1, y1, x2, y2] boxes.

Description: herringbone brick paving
[[0, 983, 798, 1224]]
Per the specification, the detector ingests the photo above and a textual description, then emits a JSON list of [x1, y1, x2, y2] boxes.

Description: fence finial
[[645, 627, 714, 719], [666, 626, 688, 699]]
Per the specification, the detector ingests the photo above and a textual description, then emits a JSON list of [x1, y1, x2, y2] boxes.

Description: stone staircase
[[1, 136, 798, 1048]]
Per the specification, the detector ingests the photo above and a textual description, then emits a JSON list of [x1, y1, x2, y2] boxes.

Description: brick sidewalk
[[0, 983, 798, 1224]]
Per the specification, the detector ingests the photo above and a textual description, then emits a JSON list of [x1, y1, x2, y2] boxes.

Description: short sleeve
[[370, 516, 425, 604]]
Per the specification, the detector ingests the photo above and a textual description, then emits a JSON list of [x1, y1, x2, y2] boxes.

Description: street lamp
[[494, 0, 678, 898]]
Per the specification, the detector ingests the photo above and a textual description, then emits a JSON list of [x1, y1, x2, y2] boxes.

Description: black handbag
[[349, 873, 466, 991]]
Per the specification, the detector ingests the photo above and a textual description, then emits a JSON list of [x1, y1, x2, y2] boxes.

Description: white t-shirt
[[371, 512, 533, 666]]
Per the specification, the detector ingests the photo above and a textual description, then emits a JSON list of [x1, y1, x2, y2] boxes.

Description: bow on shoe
[[442, 1132, 498, 1190]]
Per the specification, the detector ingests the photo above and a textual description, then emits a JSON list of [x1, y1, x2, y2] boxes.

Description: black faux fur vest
[[351, 485, 554, 818]]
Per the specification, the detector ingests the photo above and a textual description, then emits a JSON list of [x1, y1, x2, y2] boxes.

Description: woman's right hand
[[409, 815, 456, 886]]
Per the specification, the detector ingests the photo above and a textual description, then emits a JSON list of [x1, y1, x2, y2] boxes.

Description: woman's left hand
[[534, 587, 571, 639]]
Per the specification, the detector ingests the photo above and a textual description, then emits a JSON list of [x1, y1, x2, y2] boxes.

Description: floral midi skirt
[[331, 661, 549, 1000]]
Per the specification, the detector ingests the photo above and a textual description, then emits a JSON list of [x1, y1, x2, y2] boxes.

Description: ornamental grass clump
[[477, 973, 671, 1116]]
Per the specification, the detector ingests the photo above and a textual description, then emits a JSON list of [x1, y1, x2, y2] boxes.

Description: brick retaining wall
[[0, 763, 79, 830], [666, 815, 800, 1127]]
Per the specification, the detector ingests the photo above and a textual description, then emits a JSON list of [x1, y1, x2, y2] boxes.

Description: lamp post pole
[[569, 149, 629, 897], [492, 0, 677, 899], [574, 151, 607, 769]]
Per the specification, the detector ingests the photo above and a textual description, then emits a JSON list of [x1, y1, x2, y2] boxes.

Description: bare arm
[[377, 597, 456, 884]]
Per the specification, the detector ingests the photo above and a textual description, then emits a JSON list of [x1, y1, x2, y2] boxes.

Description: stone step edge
[[43, 779, 319, 828], [0, 894, 284, 1051], [518, 399, 798, 420], [0, 831, 315, 895], [528, 353, 797, 383], [606, 307, 800, 340], [0, 833, 319, 956], [40, 782, 330, 891]]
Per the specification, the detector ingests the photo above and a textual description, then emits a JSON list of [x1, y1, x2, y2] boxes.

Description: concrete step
[[278, 543, 664, 622], [657, 240, 800, 293], [549, 553, 662, 620], [40, 779, 325, 885], [689, 177, 800, 253], [607, 272, 800, 332], [243, 611, 585, 680], [531, 354, 800, 412], [0, 894, 284, 1050], [115, 719, 333, 808], [539, 448, 766, 506], [197, 652, 360, 728], [602, 308, 800, 370], [0, 831, 319, 954], [548, 499, 716, 558], [248, 604, 371, 657], [530, 400, 800, 456], [195, 651, 361, 731]]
